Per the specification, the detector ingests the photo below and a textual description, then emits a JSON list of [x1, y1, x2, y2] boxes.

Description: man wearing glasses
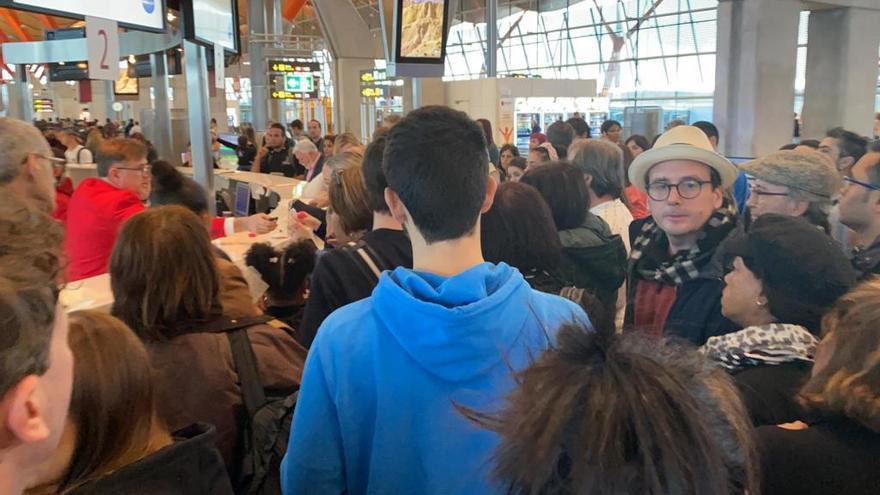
[[839, 144, 880, 278], [625, 125, 740, 345], [65, 138, 152, 281], [740, 150, 840, 233], [0, 117, 62, 213]]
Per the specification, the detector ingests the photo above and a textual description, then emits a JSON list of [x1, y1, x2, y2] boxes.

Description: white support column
[[713, 0, 801, 157], [801, 7, 880, 139], [333, 57, 375, 137]]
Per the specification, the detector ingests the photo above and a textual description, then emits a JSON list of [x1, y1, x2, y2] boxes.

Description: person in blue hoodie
[[281, 106, 590, 494]]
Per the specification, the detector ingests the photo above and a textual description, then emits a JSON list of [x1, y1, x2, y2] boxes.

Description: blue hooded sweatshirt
[[281, 262, 589, 494]]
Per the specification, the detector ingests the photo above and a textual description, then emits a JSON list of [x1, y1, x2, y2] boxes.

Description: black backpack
[[226, 325, 298, 495]]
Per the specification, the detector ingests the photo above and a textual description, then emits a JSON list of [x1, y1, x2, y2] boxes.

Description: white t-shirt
[[129, 124, 142, 135], [590, 198, 634, 252], [64, 145, 93, 164]]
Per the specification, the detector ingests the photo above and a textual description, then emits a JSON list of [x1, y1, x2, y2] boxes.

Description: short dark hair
[[149, 160, 208, 215], [383, 106, 488, 244], [827, 127, 868, 161], [692, 121, 719, 141], [363, 133, 390, 213], [521, 162, 589, 230], [600, 120, 621, 134], [289, 120, 303, 130], [799, 139, 820, 149], [481, 182, 562, 271], [509, 156, 527, 171], [546, 121, 575, 159], [499, 143, 519, 159], [566, 117, 591, 138], [779, 143, 798, 151], [245, 240, 316, 303]]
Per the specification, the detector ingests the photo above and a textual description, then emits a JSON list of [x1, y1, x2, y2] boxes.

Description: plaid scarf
[[629, 201, 737, 286], [702, 323, 818, 371]]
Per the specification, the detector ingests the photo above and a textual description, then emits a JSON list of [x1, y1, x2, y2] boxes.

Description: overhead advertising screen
[[183, 0, 239, 53], [395, 0, 449, 62], [5, 0, 165, 31], [114, 62, 139, 96]]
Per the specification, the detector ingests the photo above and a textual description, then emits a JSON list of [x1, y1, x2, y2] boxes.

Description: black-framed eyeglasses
[[843, 176, 880, 192], [647, 179, 712, 201], [114, 164, 152, 177]]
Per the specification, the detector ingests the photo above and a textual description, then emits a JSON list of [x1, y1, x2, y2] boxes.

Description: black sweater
[[298, 229, 412, 348], [733, 361, 811, 427], [758, 418, 880, 495], [69, 423, 233, 495]]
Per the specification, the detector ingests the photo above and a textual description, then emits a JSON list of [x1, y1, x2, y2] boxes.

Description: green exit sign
[[284, 73, 314, 93]]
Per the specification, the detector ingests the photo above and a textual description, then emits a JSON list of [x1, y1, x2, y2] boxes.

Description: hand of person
[[246, 213, 277, 234], [286, 210, 321, 241]]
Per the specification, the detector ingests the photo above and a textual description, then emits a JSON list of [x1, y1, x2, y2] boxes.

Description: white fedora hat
[[628, 125, 738, 192]]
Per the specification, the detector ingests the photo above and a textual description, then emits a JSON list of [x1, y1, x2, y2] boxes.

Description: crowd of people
[[1, 104, 880, 495]]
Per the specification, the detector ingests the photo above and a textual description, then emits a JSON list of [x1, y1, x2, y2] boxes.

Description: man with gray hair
[[569, 138, 634, 250], [742, 149, 840, 233], [294, 137, 324, 183], [0, 117, 62, 213]]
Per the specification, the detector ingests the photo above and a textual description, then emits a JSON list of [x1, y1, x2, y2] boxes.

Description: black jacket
[[558, 214, 627, 308], [69, 423, 233, 495], [259, 145, 295, 177], [733, 361, 811, 427], [298, 228, 413, 348], [759, 418, 880, 495], [625, 218, 738, 345]]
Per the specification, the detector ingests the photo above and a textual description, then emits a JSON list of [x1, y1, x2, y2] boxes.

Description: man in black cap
[[839, 143, 880, 278]]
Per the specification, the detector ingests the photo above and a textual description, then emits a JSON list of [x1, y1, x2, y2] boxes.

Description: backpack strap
[[76, 146, 85, 163], [227, 329, 268, 418], [349, 239, 391, 282]]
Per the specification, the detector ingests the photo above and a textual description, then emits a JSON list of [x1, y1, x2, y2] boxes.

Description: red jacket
[[65, 178, 145, 281]]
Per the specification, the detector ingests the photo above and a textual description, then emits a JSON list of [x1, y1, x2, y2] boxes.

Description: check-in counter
[[59, 198, 322, 313]]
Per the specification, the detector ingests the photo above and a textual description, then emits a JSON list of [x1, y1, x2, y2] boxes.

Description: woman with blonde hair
[[332, 132, 363, 155], [758, 278, 880, 494], [325, 152, 372, 247], [84, 128, 104, 157]]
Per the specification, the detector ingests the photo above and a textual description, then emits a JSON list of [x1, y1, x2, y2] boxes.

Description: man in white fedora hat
[[625, 125, 740, 345]]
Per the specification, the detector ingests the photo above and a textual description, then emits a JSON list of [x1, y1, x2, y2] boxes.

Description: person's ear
[[2, 376, 50, 447], [480, 174, 498, 214], [712, 185, 724, 209], [840, 156, 856, 173], [584, 174, 594, 187], [384, 187, 408, 226]]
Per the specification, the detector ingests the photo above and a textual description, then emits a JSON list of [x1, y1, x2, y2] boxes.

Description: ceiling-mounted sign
[[268, 60, 321, 74], [86, 16, 120, 81], [284, 73, 314, 93], [33, 98, 54, 113], [5, 0, 165, 31]]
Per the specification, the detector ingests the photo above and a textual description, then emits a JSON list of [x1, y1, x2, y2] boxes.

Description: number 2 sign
[[86, 16, 120, 81]]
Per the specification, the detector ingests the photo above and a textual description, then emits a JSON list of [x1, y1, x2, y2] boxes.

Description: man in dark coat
[[625, 125, 740, 345]]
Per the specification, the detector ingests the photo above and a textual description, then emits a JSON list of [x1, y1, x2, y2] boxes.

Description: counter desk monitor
[[234, 182, 251, 217]]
